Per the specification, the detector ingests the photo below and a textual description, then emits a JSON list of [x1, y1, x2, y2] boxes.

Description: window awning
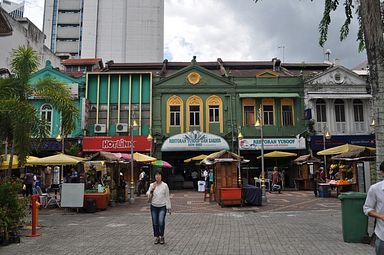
[[307, 94, 372, 99], [239, 93, 300, 98]]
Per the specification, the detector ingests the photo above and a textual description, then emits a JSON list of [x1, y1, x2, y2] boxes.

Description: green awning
[[239, 93, 300, 98]]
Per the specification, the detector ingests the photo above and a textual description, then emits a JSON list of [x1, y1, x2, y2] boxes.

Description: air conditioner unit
[[116, 123, 128, 132], [94, 124, 106, 133]]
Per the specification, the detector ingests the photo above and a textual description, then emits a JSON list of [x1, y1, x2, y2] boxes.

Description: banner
[[82, 136, 150, 152], [239, 137, 306, 150], [161, 130, 229, 152]]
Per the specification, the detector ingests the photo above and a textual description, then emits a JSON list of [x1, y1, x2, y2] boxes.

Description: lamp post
[[255, 106, 267, 204], [56, 127, 64, 183], [129, 119, 138, 204], [237, 129, 243, 186], [322, 126, 331, 176], [147, 133, 153, 182]]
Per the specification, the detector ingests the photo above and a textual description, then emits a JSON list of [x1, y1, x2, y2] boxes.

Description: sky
[[22, 0, 366, 68]]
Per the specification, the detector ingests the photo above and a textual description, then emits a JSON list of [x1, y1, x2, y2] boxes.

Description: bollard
[[27, 194, 41, 237]]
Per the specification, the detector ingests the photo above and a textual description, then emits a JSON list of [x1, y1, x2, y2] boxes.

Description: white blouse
[[146, 181, 171, 209]]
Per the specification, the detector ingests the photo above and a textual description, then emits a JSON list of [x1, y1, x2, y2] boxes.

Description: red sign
[[82, 136, 150, 152]]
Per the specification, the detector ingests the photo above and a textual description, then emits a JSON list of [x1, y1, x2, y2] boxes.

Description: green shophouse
[[100, 58, 329, 188], [29, 60, 84, 155]]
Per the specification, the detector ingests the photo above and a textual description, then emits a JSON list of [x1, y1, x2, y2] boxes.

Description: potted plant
[[0, 177, 27, 245]]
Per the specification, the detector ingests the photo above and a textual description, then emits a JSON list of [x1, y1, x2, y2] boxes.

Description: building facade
[[304, 65, 375, 152], [0, 7, 62, 70], [0, 0, 24, 19], [102, 58, 330, 188], [29, 60, 84, 155], [43, 0, 164, 62]]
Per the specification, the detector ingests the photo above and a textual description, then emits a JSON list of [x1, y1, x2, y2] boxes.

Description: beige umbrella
[[317, 144, 375, 156], [184, 154, 208, 163], [132, 152, 157, 163], [27, 153, 86, 166], [257, 151, 297, 159], [0, 155, 40, 169]]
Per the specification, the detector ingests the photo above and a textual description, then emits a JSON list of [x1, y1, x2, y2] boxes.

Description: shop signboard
[[310, 134, 375, 151], [161, 130, 229, 151], [82, 136, 150, 152], [239, 137, 306, 150]]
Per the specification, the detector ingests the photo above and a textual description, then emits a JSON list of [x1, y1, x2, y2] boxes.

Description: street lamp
[[255, 106, 267, 204], [56, 127, 64, 183], [237, 129, 243, 186], [322, 126, 331, 177], [129, 119, 138, 204], [147, 133, 153, 182]]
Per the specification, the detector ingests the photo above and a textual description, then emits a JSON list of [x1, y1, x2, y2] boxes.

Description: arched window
[[186, 95, 203, 132], [166, 96, 183, 133], [353, 99, 365, 132], [40, 104, 53, 136], [334, 99, 346, 132], [206, 95, 223, 133]]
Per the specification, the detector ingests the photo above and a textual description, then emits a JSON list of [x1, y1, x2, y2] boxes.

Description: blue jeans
[[150, 205, 166, 237], [376, 236, 384, 255]]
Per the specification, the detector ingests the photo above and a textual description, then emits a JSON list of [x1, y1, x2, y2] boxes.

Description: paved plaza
[[0, 191, 375, 255]]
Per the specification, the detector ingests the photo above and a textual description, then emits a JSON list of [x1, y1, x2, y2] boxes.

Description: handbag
[[147, 184, 156, 203]]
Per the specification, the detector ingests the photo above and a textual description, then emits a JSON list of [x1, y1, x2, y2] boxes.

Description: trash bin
[[318, 183, 331, 197], [339, 192, 368, 243], [198, 181, 206, 192]]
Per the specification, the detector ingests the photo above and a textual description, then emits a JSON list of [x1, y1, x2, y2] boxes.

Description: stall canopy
[[184, 154, 208, 163], [257, 151, 297, 159], [331, 147, 376, 161], [317, 144, 376, 156], [200, 150, 247, 165], [293, 154, 321, 165], [0, 155, 40, 169], [27, 153, 86, 165]]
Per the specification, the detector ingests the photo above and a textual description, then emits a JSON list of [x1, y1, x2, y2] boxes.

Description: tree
[[253, 0, 384, 179], [0, 46, 78, 176]]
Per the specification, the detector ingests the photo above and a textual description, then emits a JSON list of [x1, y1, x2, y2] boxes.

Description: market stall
[[201, 150, 243, 207], [293, 154, 321, 190]]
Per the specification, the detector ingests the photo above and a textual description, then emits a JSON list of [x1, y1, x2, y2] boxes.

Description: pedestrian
[[191, 170, 198, 190], [147, 171, 171, 245], [70, 168, 79, 183], [24, 170, 34, 197], [312, 170, 321, 197], [363, 161, 384, 254], [271, 166, 282, 193], [138, 169, 146, 195]]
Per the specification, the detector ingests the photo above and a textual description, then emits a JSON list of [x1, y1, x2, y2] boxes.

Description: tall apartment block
[[43, 0, 164, 62], [0, 0, 24, 19]]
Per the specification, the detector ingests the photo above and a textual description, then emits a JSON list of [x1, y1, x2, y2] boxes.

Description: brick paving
[[0, 190, 374, 255]]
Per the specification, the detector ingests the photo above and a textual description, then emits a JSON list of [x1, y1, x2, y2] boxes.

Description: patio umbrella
[[0, 155, 40, 169], [317, 144, 376, 156], [133, 152, 157, 163], [151, 160, 172, 169], [184, 154, 208, 163], [27, 153, 86, 166], [331, 147, 376, 161], [257, 151, 297, 159]]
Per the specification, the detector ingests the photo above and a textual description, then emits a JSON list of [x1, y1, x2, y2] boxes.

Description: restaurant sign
[[161, 130, 229, 152], [239, 137, 306, 150], [82, 136, 150, 152]]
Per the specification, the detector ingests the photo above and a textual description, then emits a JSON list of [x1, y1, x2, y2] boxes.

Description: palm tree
[[0, 46, 78, 176]]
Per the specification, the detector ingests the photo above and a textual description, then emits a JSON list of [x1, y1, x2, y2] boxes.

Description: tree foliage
[[0, 46, 78, 167]]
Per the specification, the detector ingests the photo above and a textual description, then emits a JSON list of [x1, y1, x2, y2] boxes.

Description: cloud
[[22, 0, 366, 68], [164, 0, 366, 67]]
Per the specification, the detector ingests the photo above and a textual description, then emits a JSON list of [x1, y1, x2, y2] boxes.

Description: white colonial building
[[304, 65, 374, 151]]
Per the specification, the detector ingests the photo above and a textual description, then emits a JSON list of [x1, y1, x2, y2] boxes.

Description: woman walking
[[147, 171, 171, 244]]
